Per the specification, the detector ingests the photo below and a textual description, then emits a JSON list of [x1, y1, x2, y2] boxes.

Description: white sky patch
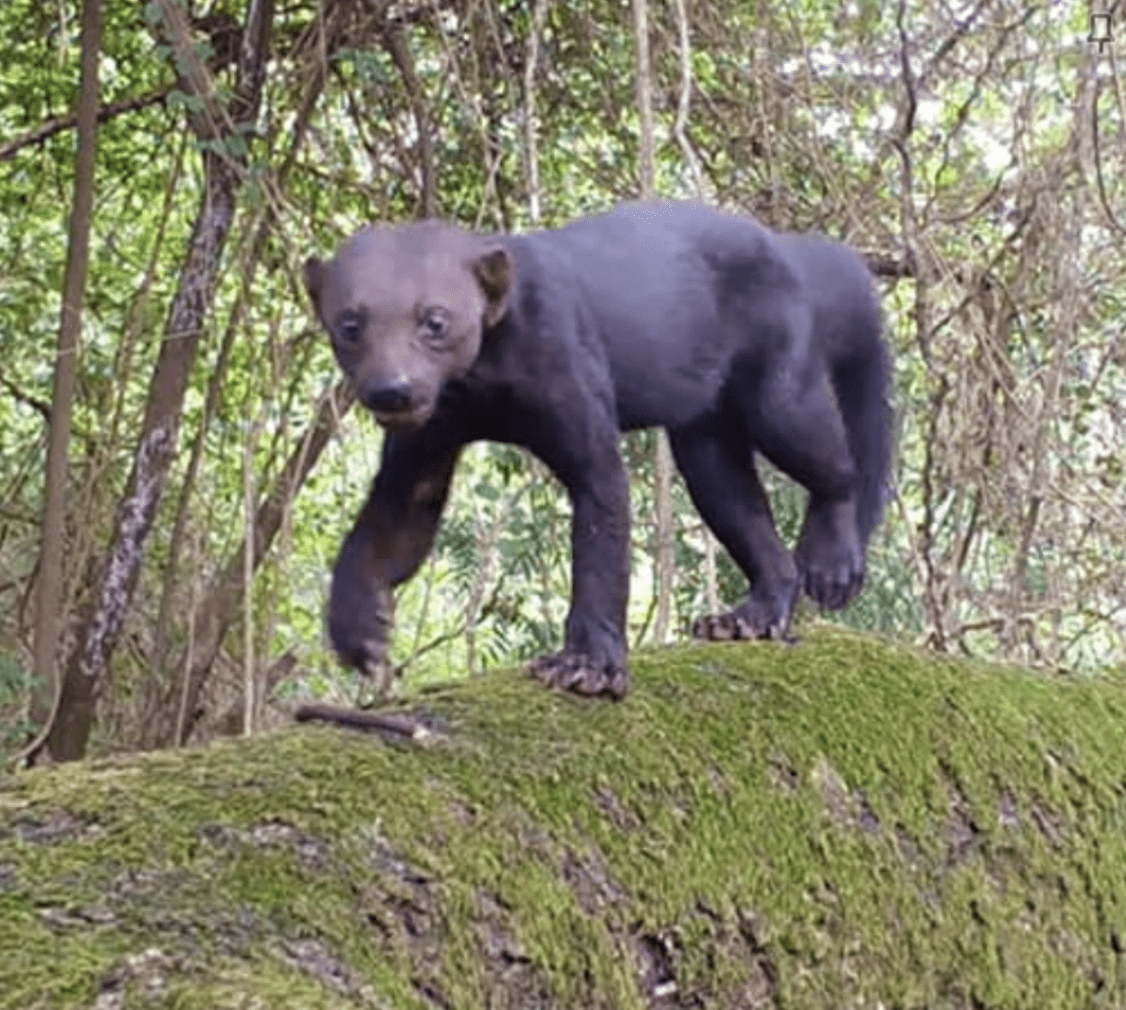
[[787, 45, 874, 76], [816, 108, 852, 141], [807, 45, 843, 74], [916, 97, 943, 127], [970, 125, 1012, 173]]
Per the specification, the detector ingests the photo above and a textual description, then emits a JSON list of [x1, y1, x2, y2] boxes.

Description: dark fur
[[304, 201, 892, 699]]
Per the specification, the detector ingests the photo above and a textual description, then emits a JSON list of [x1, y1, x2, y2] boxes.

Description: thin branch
[[1091, 63, 1126, 237], [0, 91, 167, 163], [0, 371, 51, 422], [894, 0, 918, 145], [917, 0, 997, 92], [929, 5, 1039, 195], [383, 20, 437, 218], [669, 0, 708, 199]]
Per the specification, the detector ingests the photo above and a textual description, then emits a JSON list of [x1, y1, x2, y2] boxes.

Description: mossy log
[[3, 627, 1126, 1009]]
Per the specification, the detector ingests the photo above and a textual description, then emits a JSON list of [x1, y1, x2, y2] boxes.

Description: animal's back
[[528, 201, 767, 430]]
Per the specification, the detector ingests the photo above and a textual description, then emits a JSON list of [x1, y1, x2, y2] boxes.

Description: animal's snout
[[361, 378, 413, 415]]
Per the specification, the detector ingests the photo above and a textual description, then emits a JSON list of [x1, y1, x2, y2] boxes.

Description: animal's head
[[304, 221, 513, 429]]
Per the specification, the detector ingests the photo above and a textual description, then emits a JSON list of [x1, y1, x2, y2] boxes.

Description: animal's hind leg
[[794, 497, 864, 610], [740, 348, 865, 611], [668, 415, 800, 641]]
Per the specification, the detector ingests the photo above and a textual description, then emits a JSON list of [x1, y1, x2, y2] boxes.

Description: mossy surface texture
[[3, 626, 1126, 1008]]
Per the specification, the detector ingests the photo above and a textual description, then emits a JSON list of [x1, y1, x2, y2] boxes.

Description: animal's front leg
[[528, 443, 632, 699], [329, 519, 397, 690], [329, 430, 461, 691]]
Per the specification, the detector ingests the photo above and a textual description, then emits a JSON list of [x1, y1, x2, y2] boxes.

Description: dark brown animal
[[304, 201, 892, 699]]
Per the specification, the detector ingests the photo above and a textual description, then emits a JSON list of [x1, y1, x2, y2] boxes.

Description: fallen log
[[2, 626, 1125, 1008]]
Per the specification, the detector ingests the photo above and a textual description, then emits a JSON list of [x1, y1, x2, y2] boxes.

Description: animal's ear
[[472, 246, 513, 328], [303, 256, 326, 315]]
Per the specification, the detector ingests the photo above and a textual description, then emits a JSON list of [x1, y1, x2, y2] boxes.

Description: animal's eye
[[335, 312, 363, 345], [419, 307, 450, 342]]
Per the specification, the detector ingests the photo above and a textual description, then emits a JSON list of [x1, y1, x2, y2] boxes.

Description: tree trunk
[[520, 0, 551, 226], [42, 0, 275, 763], [26, 0, 101, 751], [6, 631, 1125, 1007], [149, 45, 332, 720], [668, 0, 719, 617], [155, 381, 356, 748], [632, 0, 676, 645], [383, 22, 438, 219]]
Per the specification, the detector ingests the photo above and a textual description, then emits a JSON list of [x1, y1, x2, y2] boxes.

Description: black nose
[[362, 380, 413, 414]]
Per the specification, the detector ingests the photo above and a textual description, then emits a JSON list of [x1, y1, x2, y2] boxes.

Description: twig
[[295, 703, 434, 743]]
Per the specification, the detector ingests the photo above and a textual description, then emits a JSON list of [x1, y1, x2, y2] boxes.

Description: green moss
[[4, 626, 1126, 1007]]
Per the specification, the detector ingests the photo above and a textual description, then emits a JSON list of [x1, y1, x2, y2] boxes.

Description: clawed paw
[[330, 637, 397, 701], [331, 631, 388, 672], [528, 651, 630, 699], [356, 650, 397, 700], [795, 542, 864, 611], [690, 610, 793, 643], [328, 578, 395, 686], [794, 499, 864, 611], [690, 585, 797, 643], [799, 563, 863, 611]]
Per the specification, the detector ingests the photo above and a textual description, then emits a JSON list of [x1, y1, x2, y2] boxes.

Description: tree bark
[[668, 0, 719, 618], [150, 39, 333, 689], [42, 0, 275, 763], [520, 0, 551, 226], [632, 0, 656, 198], [383, 22, 438, 219], [631, 0, 676, 645], [145, 3, 349, 747], [26, 0, 101, 752]]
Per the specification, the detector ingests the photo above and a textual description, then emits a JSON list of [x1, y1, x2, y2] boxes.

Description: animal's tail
[[831, 314, 893, 547]]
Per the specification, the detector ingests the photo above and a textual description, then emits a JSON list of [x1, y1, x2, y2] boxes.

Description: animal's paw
[[329, 632, 396, 700], [691, 607, 793, 643], [528, 651, 630, 699], [690, 584, 797, 643], [328, 580, 396, 695], [329, 630, 388, 674], [797, 552, 863, 611], [795, 499, 864, 611]]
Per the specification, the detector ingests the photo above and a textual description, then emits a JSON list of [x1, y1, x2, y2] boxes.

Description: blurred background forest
[[0, 0, 1121, 761]]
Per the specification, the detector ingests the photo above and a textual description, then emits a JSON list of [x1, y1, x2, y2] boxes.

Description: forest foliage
[[0, 0, 1122, 759]]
